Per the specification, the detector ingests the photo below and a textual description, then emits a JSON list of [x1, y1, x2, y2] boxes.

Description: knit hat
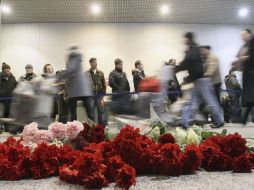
[[25, 64, 33, 69], [114, 58, 123, 65], [184, 32, 194, 41], [2, 62, 10, 70]]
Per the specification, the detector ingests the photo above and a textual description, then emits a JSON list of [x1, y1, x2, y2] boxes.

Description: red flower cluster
[[59, 142, 136, 189], [199, 133, 251, 172], [112, 126, 202, 176], [0, 137, 30, 180], [159, 133, 176, 145], [233, 154, 252, 173], [221, 133, 247, 158], [72, 122, 105, 150], [247, 153, 254, 166], [0, 126, 253, 189], [0, 137, 81, 181], [180, 145, 203, 174]]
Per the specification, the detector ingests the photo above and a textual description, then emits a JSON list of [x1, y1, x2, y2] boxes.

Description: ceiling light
[[91, 4, 101, 14], [160, 5, 169, 15], [1, 5, 11, 14], [238, 8, 249, 17]]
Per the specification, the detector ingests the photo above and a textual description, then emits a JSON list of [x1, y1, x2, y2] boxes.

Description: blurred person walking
[[233, 29, 254, 124], [58, 46, 95, 122], [175, 32, 224, 128]]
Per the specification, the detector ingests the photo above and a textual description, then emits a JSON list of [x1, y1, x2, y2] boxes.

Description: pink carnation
[[65, 121, 84, 140], [22, 122, 39, 142], [32, 130, 53, 144], [48, 122, 67, 140]]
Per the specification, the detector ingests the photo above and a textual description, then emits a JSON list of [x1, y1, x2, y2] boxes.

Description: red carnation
[[159, 133, 176, 145], [159, 143, 181, 160], [105, 156, 124, 182], [117, 139, 142, 168], [205, 151, 233, 171], [91, 124, 105, 143], [205, 135, 223, 147], [59, 165, 82, 184], [83, 172, 108, 189], [73, 153, 100, 175], [221, 133, 247, 158], [59, 150, 81, 165], [247, 153, 254, 167], [138, 135, 155, 149], [233, 154, 252, 173], [2, 137, 18, 147], [200, 139, 221, 151], [116, 164, 136, 190], [113, 125, 140, 149], [82, 122, 91, 135], [152, 153, 181, 176], [200, 145, 221, 168], [138, 147, 156, 174], [59, 145, 81, 166], [1, 164, 24, 180], [100, 141, 117, 159], [30, 144, 60, 179], [180, 145, 202, 174]]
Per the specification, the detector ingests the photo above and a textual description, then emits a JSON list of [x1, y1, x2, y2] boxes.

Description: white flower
[[186, 128, 201, 145], [174, 127, 187, 145]]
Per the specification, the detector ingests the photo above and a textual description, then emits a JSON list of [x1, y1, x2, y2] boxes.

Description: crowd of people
[[0, 28, 254, 129]]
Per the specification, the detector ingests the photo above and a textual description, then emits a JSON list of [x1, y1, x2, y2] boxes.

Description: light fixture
[[1, 5, 11, 14], [160, 5, 169, 15], [238, 8, 249, 17], [91, 4, 101, 14]]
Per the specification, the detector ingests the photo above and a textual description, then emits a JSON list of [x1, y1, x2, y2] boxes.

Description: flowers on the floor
[[174, 127, 188, 145], [21, 121, 84, 146], [186, 128, 202, 145], [71, 122, 105, 150], [0, 121, 254, 190]]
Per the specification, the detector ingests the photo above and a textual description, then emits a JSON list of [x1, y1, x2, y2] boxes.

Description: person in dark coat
[[19, 64, 37, 82], [0, 63, 17, 117], [233, 29, 254, 124], [132, 60, 145, 92], [175, 32, 224, 128], [108, 58, 132, 114], [109, 58, 130, 93]]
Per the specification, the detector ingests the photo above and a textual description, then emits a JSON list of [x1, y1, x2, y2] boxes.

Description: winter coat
[[242, 37, 254, 106], [203, 53, 222, 85], [132, 68, 145, 92], [224, 73, 241, 99], [86, 69, 106, 94], [175, 42, 203, 82], [0, 73, 17, 97], [109, 69, 130, 93], [60, 52, 92, 98], [19, 73, 37, 82]]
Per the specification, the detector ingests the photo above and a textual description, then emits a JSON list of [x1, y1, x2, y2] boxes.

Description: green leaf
[[201, 131, 217, 139], [221, 129, 227, 136]]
